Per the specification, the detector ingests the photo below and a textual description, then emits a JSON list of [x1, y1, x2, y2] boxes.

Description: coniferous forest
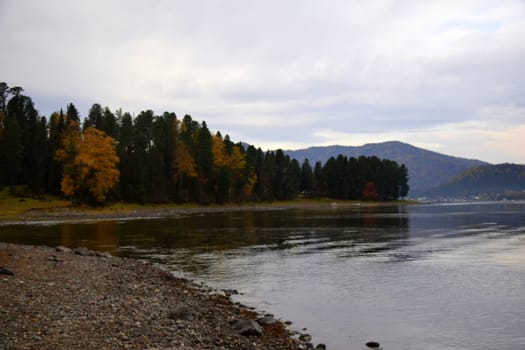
[[0, 83, 409, 205]]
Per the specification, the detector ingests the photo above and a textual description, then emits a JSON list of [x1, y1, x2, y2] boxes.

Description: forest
[[0, 83, 409, 205]]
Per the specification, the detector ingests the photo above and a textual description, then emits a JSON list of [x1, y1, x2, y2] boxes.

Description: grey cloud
[[1, 0, 524, 162]]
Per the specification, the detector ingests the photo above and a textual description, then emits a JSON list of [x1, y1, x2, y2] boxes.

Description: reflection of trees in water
[[261, 206, 412, 261], [133, 207, 412, 275], [36, 206, 410, 275], [145, 211, 272, 251], [60, 221, 120, 255]]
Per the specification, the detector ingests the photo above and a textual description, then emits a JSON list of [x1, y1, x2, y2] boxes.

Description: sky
[[1, 0, 524, 164]]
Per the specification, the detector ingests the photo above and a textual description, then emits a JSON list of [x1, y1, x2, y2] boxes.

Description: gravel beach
[[0, 243, 303, 350]]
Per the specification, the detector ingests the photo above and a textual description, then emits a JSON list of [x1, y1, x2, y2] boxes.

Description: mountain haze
[[284, 141, 487, 192]]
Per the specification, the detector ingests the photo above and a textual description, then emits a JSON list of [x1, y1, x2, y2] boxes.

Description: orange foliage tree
[[211, 134, 256, 202], [55, 126, 119, 204], [362, 181, 378, 201], [173, 141, 198, 181]]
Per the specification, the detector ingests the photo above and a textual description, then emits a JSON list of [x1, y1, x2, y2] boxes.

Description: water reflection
[[59, 222, 122, 254], [0, 205, 412, 275], [110, 206, 413, 277]]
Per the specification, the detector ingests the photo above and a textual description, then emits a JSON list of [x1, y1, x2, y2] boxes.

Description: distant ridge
[[284, 141, 488, 192], [422, 163, 525, 198]]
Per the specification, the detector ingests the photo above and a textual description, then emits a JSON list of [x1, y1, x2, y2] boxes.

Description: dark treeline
[[0, 83, 409, 204]]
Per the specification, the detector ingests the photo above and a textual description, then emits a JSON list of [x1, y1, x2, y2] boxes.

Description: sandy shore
[[0, 243, 315, 350]]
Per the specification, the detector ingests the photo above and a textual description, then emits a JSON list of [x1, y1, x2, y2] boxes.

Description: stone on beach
[[366, 341, 382, 349], [1, 243, 300, 349], [232, 319, 263, 336], [168, 305, 193, 321], [299, 333, 312, 342], [73, 247, 95, 256], [0, 266, 14, 275], [55, 246, 72, 253], [257, 315, 277, 326]]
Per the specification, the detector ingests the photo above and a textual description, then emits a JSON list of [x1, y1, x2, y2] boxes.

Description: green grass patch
[[0, 187, 71, 220]]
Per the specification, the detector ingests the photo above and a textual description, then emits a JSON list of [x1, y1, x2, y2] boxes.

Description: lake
[[1, 202, 524, 350]]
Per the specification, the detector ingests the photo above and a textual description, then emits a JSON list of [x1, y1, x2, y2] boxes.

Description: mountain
[[284, 141, 487, 193], [421, 163, 525, 198]]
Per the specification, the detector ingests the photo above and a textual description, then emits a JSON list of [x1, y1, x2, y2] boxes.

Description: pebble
[[232, 319, 263, 336], [0, 266, 14, 275], [256, 315, 277, 326], [299, 334, 312, 342], [366, 341, 382, 349], [168, 305, 193, 321], [55, 246, 72, 253]]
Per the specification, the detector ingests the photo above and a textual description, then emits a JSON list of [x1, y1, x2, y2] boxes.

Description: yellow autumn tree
[[229, 145, 257, 199], [211, 134, 256, 201], [55, 126, 119, 204], [172, 141, 198, 202], [211, 134, 228, 168], [173, 141, 198, 180]]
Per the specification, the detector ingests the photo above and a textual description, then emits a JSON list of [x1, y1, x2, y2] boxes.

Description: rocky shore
[[0, 243, 321, 350]]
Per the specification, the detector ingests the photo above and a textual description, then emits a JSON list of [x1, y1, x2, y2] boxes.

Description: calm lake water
[[1, 202, 525, 350]]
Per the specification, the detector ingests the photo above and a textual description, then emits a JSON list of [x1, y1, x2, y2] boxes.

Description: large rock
[[232, 319, 263, 336]]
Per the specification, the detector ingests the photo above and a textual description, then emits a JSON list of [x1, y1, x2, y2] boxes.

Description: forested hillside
[[286, 141, 487, 192], [0, 83, 409, 204], [422, 163, 525, 198]]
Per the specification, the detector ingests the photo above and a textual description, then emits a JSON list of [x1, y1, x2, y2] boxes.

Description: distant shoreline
[[1, 199, 417, 225]]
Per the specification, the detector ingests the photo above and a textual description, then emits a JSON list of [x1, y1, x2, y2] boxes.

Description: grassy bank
[[0, 188, 70, 221], [0, 188, 417, 222]]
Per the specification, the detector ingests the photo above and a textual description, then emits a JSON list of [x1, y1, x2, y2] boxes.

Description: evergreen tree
[[399, 164, 410, 199], [46, 112, 66, 194], [284, 158, 301, 200], [196, 121, 213, 203], [313, 161, 323, 195], [0, 113, 23, 185], [133, 110, 154, 203], [0, 82, 9, 113], [116, 112, 135, 200], [272, 150, 286, 200], [84, 103, 103, 130], [66, 103, 80, 124], [300, 159, 314, 194], [100, 107, 117, 138]]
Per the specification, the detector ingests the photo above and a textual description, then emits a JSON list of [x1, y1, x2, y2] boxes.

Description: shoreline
[[1, 199, 417, 225], [0, 243, 320, 349]]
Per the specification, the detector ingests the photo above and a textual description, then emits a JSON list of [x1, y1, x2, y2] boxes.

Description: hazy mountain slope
[[422, 163, 525, 198], [285, 141, 487, 192]]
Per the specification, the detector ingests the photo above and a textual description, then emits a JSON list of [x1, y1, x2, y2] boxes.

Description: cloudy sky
[[1, 0, 524, 163]]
